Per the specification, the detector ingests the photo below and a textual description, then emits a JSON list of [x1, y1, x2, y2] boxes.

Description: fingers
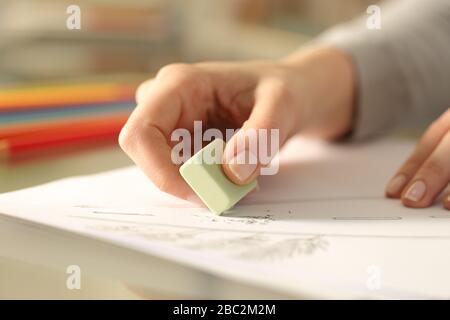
[[401, 130, 450, 208], [119, 64, 208, 202], [386, 109, 450, 198], [385, 109, 450, 209], [222, 78, 298, 185]]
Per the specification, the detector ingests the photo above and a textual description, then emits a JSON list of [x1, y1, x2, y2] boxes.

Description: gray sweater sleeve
[[315, 0, 450, 139]]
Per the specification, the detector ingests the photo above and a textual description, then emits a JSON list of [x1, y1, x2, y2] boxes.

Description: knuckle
[[267, 77, 291, 98], [258, 77, 293, 114], [135, 81, 150, 104], [118, 120, 151, 154], [157, 63, 186, 77], [156, 63, 199, 85], [119, 120, 168, 154], [135, 84, 144, 103]]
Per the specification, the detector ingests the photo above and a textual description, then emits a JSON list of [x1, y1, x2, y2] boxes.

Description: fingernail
[[404, 180, 427, 202], [227, 150, 258, 182], [386, 174, 407, 195]]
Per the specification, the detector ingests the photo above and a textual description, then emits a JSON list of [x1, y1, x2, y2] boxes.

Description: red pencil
[[0, 115, 128, 160], [0, 113, 130, 139]]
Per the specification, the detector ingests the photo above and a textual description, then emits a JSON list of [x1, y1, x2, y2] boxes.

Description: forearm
[[310, 0, 450, 139]]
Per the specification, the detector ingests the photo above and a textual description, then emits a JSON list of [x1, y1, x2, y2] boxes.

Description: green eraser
[[179, 138, 257, 215]]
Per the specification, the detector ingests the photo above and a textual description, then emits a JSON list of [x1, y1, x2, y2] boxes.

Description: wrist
[[281, 47, 355, 140]]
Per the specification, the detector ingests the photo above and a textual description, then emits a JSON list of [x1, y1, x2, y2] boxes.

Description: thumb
[[222, 80, 298, 185]]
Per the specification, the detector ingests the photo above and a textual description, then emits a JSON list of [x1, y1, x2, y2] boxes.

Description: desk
[[0, 132, 427, 299]]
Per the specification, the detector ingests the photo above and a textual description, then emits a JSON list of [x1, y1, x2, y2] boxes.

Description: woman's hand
[[119, 48, 355, 201], [386, 109, 450, 210]]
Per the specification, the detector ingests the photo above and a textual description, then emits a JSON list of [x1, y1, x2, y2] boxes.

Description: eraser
[[179, 139, 257, 215]]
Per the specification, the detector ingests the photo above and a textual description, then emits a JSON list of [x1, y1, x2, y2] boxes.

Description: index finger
[[119, 67, 203, 202]]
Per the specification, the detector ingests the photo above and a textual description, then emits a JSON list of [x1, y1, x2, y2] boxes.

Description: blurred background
[[0, 0, 377, 192], [0, 0, 376, 83]]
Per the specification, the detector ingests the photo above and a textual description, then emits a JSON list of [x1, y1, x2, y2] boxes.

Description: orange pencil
[[0, 83, 137, 111]]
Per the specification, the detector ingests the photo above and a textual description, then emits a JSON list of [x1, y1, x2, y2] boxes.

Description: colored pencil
[[0, 116, 127, 160], [0, 102, 135, 125], [0, 113, 130, 139], [0, 83, 137, 111]]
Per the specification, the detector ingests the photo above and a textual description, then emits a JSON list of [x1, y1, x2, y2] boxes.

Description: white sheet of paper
[[0, 137, 449, 298]]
